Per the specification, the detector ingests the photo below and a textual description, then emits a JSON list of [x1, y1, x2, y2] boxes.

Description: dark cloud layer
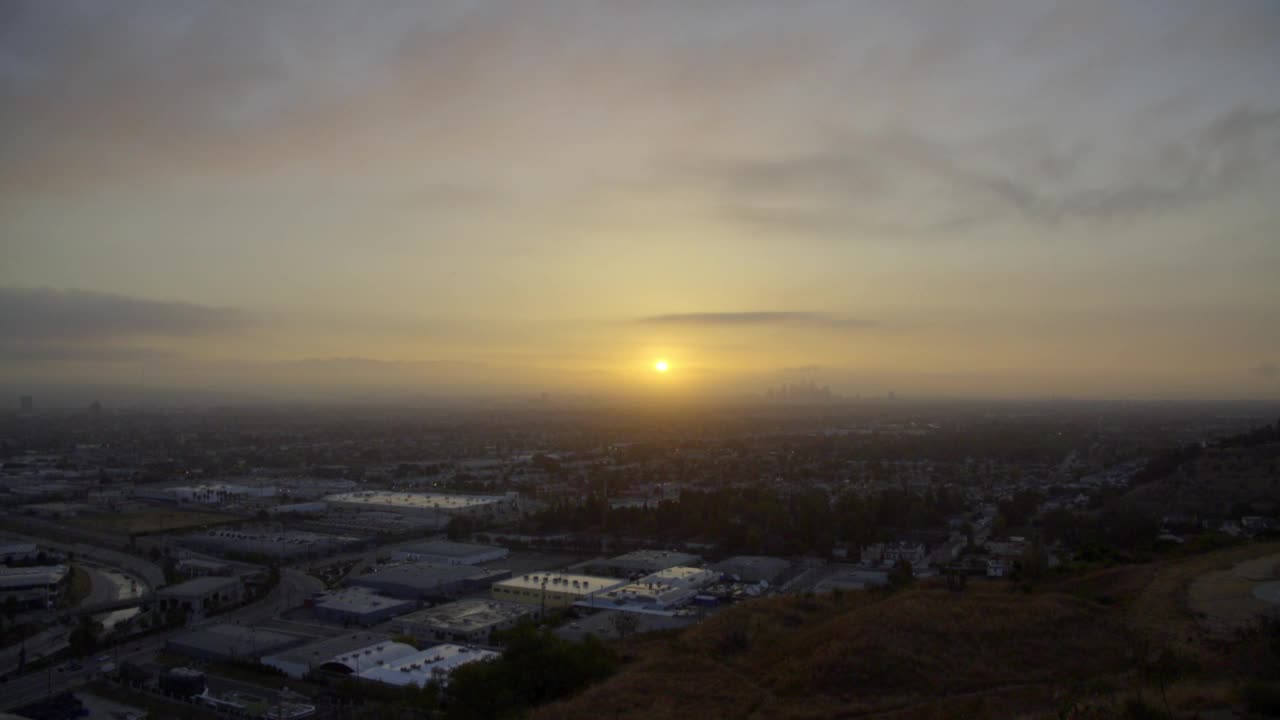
[[0, 343, 177, 364], [0, 287, 247, 341]]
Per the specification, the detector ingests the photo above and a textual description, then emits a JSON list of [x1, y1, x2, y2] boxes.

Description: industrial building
[[0, 540, 39, 564], [323, 491, 519, 518], [320, 640, 419, 676], [166, 624, 307, 662], [311, 587, 416, 626], [182, 527, 362, 561], [598, 566, 719, 611], [491, 573, 625, 609], [306, 510, 449, 536], [267, 501, 328, 516], [141, 483, 277, 505], [390, 540, 508, 566], [711, 556, 791, 584], [156, 576, 245, 615], [392, 598, 535, 646], [261, 631, 392, 678], [176, 558, 232, 577], [0, 564, 68, 608], [346, 561, 510, 601], [587, 550, 701, 578], [356, 644, 498, 688]]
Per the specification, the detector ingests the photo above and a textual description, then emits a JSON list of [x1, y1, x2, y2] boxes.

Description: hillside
[[1122, 423, 1280, 519], [530, 544, 1280, 720]]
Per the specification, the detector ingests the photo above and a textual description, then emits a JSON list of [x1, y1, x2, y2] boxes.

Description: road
[[0, 560, 148, 678], [0, 530, 165, 589], [0, 633, 172, 711], [0, 626, 67, 679], [1, 564, 321, 712], [201, 569, 324, 629]]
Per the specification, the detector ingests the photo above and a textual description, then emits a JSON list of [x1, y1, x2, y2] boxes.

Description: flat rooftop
[[495, 572, 624, 594], [0, 564, 66, 588], [396, 540, 506, 558], [357, 644, 498, 687], [645, 566, 717, 584], [395, 598, 534, 630], [324, 491, 510, 510], [168, 624, 305, 658], [350, 561, 498, 588], [262, 631, 391, 673], [191, 529, 360, 545], [328, 641, 421, 673], [607, 550, 700, 567], [710, 556, 792, 583], [314, 587, 415, 614]]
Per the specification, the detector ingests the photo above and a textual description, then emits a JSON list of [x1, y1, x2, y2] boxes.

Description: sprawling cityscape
[[1, 398, 1278, 718]]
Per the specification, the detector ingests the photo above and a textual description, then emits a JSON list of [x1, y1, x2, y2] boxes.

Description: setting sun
[[654, 360, 669, 373]]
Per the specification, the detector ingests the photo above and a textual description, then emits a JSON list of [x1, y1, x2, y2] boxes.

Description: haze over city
[[3, 0, 1279, 403]]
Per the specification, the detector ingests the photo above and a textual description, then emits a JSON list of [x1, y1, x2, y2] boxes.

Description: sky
[[2, 0, 1279, 403]]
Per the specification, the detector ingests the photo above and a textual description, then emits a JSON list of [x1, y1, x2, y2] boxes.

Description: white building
[[261, 632, 391, 679], [0, 540, 39, 564], [323, 491, 519, 519], [357, 644, 498, 688], [0, 564, 68, 608], [596, 566, 719, 611], [392, 599, 535, 646], [491, 573, 626, 609]]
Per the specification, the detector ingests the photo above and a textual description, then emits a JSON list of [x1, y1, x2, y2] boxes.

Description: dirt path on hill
[[1130, 541, 1280, 656]]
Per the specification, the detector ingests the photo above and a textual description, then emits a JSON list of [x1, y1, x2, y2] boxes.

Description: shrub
[[1242, 680, 1280, 715]]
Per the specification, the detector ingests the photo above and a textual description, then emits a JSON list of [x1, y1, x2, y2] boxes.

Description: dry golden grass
[[530, 542, 1280, 720], [1128, 540, 1280, 659], [531, 586, 1133, 720]]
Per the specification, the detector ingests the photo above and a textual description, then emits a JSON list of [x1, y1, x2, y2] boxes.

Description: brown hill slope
[[531, 586, 1136, 720]]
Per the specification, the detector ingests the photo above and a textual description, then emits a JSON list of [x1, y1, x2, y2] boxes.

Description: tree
[[68, 616, 101, 656], [608, 612, 641, 640], [446, 625, 618, 719], [446, 516, 476, 541], [1016, 537, 1049, 584], [889, 559, 914, 590]]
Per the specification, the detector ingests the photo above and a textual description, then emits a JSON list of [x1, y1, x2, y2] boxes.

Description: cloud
[[638, 312, 875, 329], [0, 287, 248, 341], [707, 106, 1280, 237]]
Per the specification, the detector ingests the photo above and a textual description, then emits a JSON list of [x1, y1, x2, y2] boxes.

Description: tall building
[[19, 396, 33, 413]]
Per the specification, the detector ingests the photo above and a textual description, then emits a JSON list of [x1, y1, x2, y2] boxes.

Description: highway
[[203, 568, 324, 628], [0, 564, 322, 712], [0, 635, 162, 712], [0, 530, 165, 589], [0, 560, 147, 677]]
